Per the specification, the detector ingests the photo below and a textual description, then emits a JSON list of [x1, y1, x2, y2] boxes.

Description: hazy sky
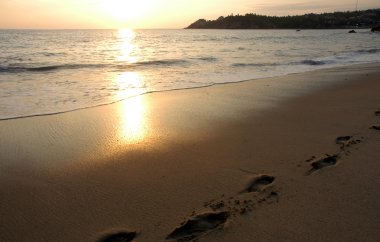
[[0, 0, 379, 29]]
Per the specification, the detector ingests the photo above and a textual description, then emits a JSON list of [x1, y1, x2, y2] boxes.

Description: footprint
[[309, 154, 339, 173], [370, 125, 380, 130], [242, 175, 275, 193], [336, 136, 352, 145], [265, 191, 280, 203], [98, 231, 137, 242], [166, 211, 230, 241]]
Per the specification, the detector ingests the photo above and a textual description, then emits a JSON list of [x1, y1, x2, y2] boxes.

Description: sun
[[100, 0, 154, 23]]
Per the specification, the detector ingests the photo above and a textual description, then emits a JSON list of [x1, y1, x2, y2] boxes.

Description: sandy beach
[[1, 63, 380, 242]]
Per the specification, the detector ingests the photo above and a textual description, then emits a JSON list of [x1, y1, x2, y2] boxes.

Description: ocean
[[0, 29, 379, 120]]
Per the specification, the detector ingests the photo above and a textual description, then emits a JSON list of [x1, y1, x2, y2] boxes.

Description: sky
[[0, 0, 379, 29]]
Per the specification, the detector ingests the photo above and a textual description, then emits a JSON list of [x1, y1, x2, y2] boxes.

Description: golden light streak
[[117, 29, 138, 63], [118, 94, 148, 143]]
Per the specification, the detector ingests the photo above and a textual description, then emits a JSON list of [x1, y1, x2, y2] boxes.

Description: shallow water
[[1, 29, 379, 119]]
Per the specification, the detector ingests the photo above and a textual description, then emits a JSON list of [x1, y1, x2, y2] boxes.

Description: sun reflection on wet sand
[[113, 72, 148, 144], [118, 94, 148, 143]]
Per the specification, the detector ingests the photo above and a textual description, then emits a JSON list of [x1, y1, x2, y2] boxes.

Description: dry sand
[[1, 63, 380, 241]]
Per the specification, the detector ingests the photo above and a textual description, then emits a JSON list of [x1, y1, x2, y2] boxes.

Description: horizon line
[[2, 7, 379, 30]]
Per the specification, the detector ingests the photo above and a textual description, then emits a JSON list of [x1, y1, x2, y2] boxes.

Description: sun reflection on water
[[118, 29, 138, 63], [114, 72, 145, 99]]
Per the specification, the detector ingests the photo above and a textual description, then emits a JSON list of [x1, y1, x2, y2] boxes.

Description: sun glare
[[100, 0, 154, 23]]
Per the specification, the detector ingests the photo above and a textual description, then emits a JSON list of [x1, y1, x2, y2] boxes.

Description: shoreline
[[1, 63, 380, 241], [1, 62, 379, 121]]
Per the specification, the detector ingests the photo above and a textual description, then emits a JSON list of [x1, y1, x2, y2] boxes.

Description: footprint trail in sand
[[166, 173, 277, 241]]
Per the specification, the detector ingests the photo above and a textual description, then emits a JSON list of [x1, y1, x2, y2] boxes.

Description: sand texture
[[1, 63, 380, 241]]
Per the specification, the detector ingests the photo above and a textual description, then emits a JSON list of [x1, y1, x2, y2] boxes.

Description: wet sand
[[1, 63, 380, 241]]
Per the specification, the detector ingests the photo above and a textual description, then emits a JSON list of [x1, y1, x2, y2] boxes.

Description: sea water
[[0, 29, 379, 119]]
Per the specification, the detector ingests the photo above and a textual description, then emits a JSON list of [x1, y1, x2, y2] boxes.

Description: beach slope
[[1, 64, 380, 241]]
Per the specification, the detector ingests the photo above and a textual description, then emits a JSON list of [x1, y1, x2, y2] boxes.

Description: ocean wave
[[29, 64, 106, 72], [0, 66, 24, 73], [191, 57, 218, 62], [0, 64, 108, 73], [298, 60, 327, 66], [0, 59, 189, 73], [232, 63, 276, 67], [133, 59, 189, 66], [356, 48, 380, 54]]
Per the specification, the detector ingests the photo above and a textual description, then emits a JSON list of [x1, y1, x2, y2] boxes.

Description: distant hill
[[186, 9, 380, 29]]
